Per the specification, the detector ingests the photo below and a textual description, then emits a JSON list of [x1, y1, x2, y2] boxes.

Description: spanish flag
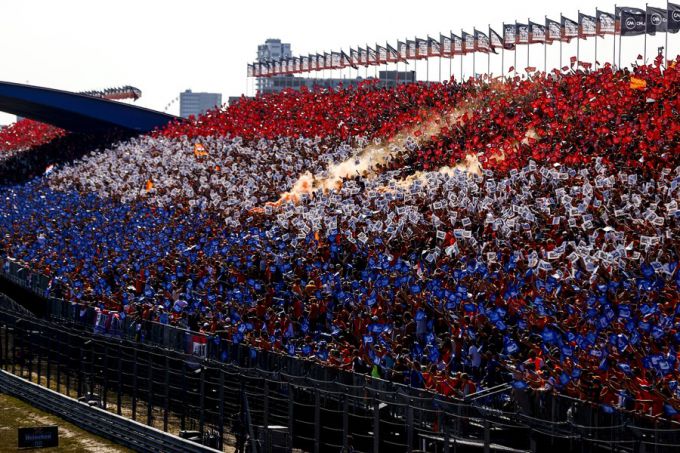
[[194, 143, 208, 157], [630, 77, 647, 90]]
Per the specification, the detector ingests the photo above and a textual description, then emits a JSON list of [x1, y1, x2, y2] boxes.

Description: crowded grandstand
[[1, 55, 679, 422]]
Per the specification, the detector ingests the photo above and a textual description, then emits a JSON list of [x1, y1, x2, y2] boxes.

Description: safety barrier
[[0, 369, 220, 453], [3, 261, 680, 452]]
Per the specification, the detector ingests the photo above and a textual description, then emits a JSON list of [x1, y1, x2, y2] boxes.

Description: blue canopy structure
[[0, 81, 178, 133]]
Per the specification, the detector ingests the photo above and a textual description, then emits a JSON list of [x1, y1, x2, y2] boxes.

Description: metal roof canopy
[[0, 81, 178, 133]]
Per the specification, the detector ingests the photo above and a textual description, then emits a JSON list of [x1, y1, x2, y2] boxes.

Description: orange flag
[[630, 77, 647, 90], [145, 180, 153, 191], [194, 143, 208, 157]]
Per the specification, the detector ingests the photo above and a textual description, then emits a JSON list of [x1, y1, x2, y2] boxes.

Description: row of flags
[[247, 4, 680, 78]]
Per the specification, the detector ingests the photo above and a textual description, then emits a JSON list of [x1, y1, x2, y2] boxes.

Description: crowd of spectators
[[0, 57, 679, 418]]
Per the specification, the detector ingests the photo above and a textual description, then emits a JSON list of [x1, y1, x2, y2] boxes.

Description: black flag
[[670, 3, 680, 33], [596, 9, 616, 35], [616, 7, 646, 36], [646, 6, 668, 34]]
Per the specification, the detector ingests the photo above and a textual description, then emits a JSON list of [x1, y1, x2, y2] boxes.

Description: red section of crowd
[[410, 59, 680, 174], [0, 119, 65, 153]]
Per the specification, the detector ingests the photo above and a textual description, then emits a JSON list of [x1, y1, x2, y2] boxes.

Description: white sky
[[0, 0, 668, 125]]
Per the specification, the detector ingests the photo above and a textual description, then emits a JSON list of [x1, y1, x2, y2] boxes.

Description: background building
[[179, 90, 222, 118], [257, 39, 292, 93]]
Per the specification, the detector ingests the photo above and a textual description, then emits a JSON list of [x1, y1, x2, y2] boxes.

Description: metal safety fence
[[2, 295, 680, 452], [3, 260, 680, 452]]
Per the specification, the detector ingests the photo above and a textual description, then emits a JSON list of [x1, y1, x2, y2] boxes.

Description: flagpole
[[644, 3, 648, 64], [577, 10, 581, 69], [461, 29, 465, 81], [449, 31, 453, 81], [502, 47, 505, 79], [488, 24, 492, 77], [527, 19, 531, 72], [666, 1, 670, 67], [439, 55, 442, 83], [614, 4, 618, 69], [595, 15, 598, 70], [618, 17, 623, 68], [514, 22, 518, 73]]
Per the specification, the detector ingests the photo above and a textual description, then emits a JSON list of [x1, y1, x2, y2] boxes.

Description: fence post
[[180, 361, 187, 431], [102, 344, 109, 410], [36, 330, 42, 385], [263, 378, 270, 453], [483, 419, 490, 453], [163, 355, 170, 432], [45, 333, 51, 390], [199, 366, 205, 439], [56, 332, 61, 394], [314, 387, 321, 453], [147, 351, 153, 427], [343, 393, 349, 452], [117, 348, 123, 416], [288, 384, 294, 445], [77, 334, 83, 398], [374, 399, 380, 453], [407, 401, 414, 453], [26, 327, 33, 382], [218, 367, 225, 451], [132, 347, 138, 421], [3, 325, 8, 371], [11, 324, 16, 375], [444, 413, 450, 453]]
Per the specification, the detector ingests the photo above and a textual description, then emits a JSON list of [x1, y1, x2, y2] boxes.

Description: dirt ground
[[0, 392, 132, 452]]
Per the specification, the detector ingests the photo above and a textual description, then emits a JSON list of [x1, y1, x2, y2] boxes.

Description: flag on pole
[[367, 46, 378, 65], [452, 33, 464, 54], [349, 49, 359, 68], [596, 9, 616, 36], [579, 12, 598, 38], [247, 64, 254, 77], [325, 52, 333, 69], [646, 6, 668, 34], [516, 23, 530, 44], [407, 40, 417, 59], [398, 41, 408, 60], [474, 29, 491, 52], [670, 3, 680, 33], [358, 48, 368, 66], [376, 44, 388, 64], [440, 33, 453, 56], [416, 38, 429, 58], [387, 43, 400, 62], [503, 23, 517, 49], [529, 21, 547, 43], [341, 51, 354, 69], [489, 27, 503, 53], [616, 7, 647, 36], [428, 36, 442, 56], [561, 15, 579, 42], [462, 31, 475, 54], [546, 17, 563, 43]]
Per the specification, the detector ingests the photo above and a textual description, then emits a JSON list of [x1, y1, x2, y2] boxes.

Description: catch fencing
[[3, 262, 680, 452]]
